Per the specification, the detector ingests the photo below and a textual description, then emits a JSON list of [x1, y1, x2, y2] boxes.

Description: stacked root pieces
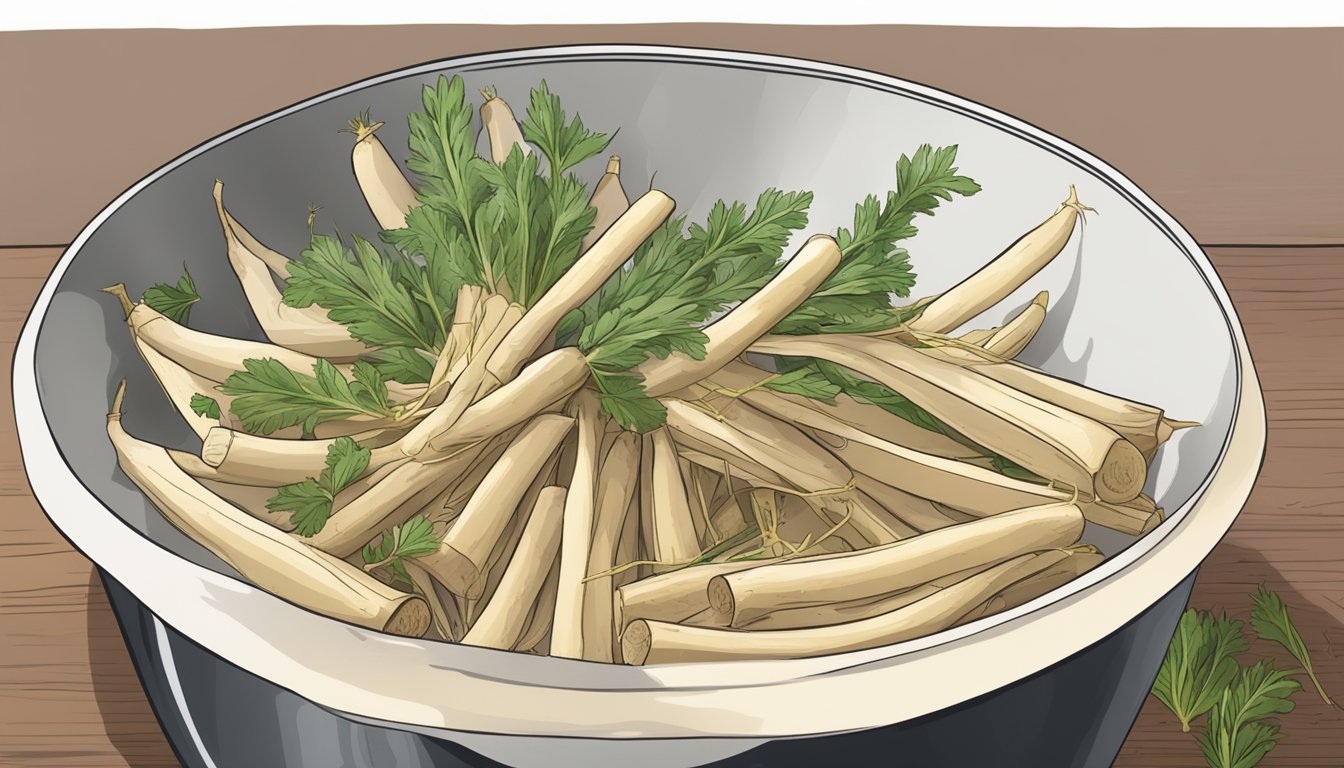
[[105, 76, 1191, 665]]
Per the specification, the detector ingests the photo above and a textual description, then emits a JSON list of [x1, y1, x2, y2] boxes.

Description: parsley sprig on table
[[1150, 585, 1334, 768]]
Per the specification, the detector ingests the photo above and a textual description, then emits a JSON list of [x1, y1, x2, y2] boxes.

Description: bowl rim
[[13, 43, 1266, 739]]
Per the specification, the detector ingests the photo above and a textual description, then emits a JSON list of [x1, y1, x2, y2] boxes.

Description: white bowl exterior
[[13, 46, 1262, 740]]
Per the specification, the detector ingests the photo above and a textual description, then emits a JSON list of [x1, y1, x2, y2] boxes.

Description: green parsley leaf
[[361, 514, 441, 586], [141, 263, 200, 325], [1153, 609, 1250, 732], [591, 370, 667, 433], [1197, 660, 1300, 768], [520, 80, 612, 178], [1250, 584, 1335, 706], [774, 144, 980, 335], [189, 393, 221, 420], [268, 437, 372, 536], [405, 74, 493, 269], [220, 357, 392, 436], [568, 189, 812, 428], [283, 234, 442, 352], [369, 346, 436, 385], [760, 367, 842, 402]]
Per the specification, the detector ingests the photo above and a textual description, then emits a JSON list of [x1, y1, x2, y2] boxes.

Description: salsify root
[[981, 290, 1049, 357], [344, 112, 420, 231], [479, 87, 531, 166], [647, 427, 702, 574], [580, 433, 641, 662], [417, 414, 574, 596], [549, 391, 605, 659], [107, 380, 429, 636], [707, 500, 1085, 628], [462, 486, 567, 650], [624, 550, 1069, 665], [638, 234, 842, 397], [909, 186, 1092, 334], [214, 181, 373, 360], [753, 334, 1146, 504], [484, 190, 676, 386], [582, 156, 630, 252]]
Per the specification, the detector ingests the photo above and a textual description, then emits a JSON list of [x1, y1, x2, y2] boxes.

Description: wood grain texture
[[2, 26, 1343, 768], [3, 26, 1344, 247]]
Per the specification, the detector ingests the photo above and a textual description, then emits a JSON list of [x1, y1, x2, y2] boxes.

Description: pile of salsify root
[[101, 74, 1193, 665]]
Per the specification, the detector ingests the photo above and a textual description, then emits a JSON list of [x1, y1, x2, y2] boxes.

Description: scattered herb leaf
[[141, 264, 200, 325], [268, 437, 372, 536], [1197, 661, 1300, 768], [1153, 609, 1249, 732], [1251, 584, 1335, 706], [189, 393, 221, 420], [361, 514, 441, 586], [221, 358, 392, 436]]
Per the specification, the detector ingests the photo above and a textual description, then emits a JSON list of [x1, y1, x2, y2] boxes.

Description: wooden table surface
[[2, 25, 1343, 767]]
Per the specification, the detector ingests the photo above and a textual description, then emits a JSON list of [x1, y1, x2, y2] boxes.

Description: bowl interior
[[33, 54, 1237, 586]]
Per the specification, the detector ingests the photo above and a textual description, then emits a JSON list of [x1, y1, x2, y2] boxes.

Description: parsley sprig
[[773, 144, 980, 335], [1150, 585, 1333, 768], [361, 515, 440, 586], [267, 437, 371, 536], [142, 264, 201, 325], [219, 358, 391, 437], [564, 188, 813, 430]]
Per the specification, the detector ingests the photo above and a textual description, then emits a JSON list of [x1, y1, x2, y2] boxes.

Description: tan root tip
[[1164, 418, 1200, 432], [1032, 290, 1050, 309], [109, 378, 127, 419], [606, 155, 621, 175], [479, 86, 498, 102], [99, 284, 135, 320], [1058, 184, 1098, 217]]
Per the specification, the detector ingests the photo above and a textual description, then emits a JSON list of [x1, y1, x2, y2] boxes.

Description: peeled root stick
[[135, 338, 228, 439], [614, 559, 778, 630], [920, 344, 1182, 461], [577, 434, 641, 662], [425, 347, 591, 456], [214, 181, 371, 360], [485, 190, 676, 385], [582, 156, 629, 252], [307, 440, 489, 557], [704, 361, 981, 461], [647, 428, 702, 573], [405, 560, 465, 642], [418, 415, 575, 596], [754, 334, 1146, 504], [981, 291, 1049, 357], [736, 560, 1006, 631], [624, 551, 1067, 665], [197, 427, 406, 487], [663, 399, 851, 495], [550, 391, 604, 659], [462, 486, 567, 650], [107, 382, 428, 636], [638, 234, 842, 397], [518, 561, 561, 653], [400, 298, 525, 457], [910, 187, 1091, 334], [1082, 494, 1163, 535], [345, 115, 419, 231], [708, 501, 1085, 628], [197, 478, 295, 531]]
